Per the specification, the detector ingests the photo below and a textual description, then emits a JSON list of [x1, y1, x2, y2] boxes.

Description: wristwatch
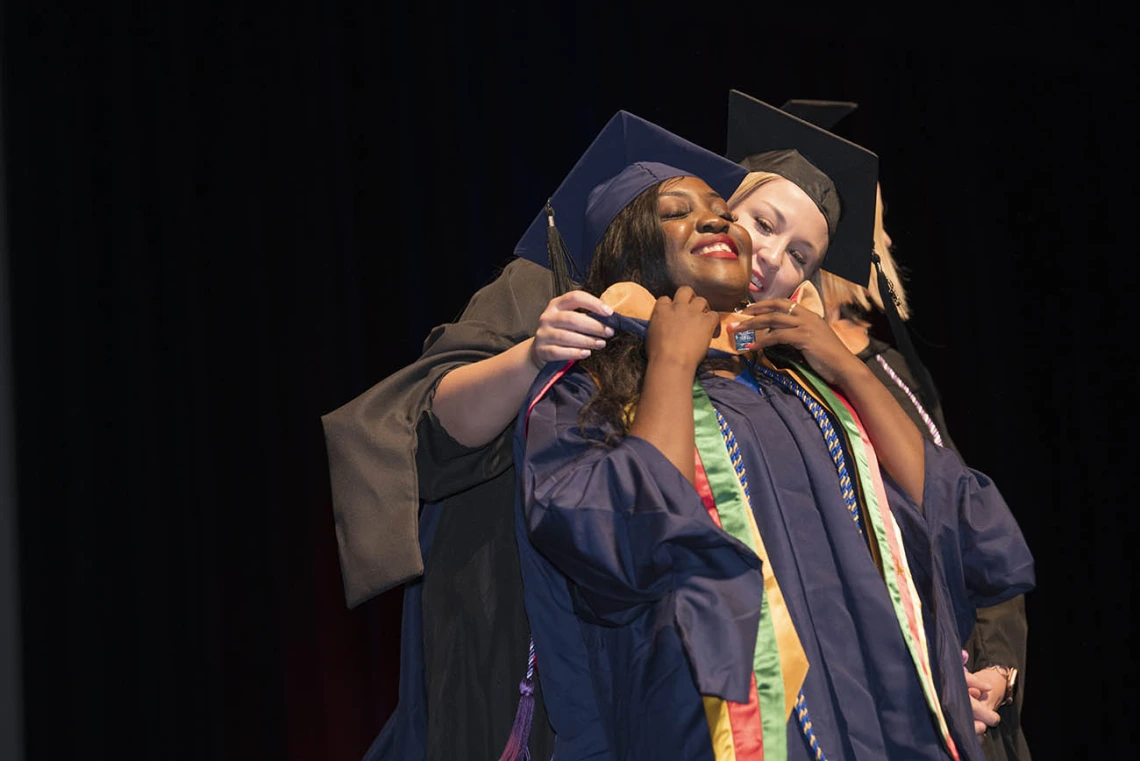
[[987, 665, 1018, 708]]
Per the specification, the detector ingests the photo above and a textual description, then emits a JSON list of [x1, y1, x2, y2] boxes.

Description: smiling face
[[658, 176, 752, 312], [730, 176, 830, 302]]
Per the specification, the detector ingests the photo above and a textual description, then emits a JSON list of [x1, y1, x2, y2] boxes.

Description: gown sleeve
[[887, 440, 1035, 641], [321, 258, 552, 608], [519, 368, 766, 701]]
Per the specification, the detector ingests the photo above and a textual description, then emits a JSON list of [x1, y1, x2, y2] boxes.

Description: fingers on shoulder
[[556, 289, 614, 316], [542, 309, 612, 337], [541, 327, 606, 351]]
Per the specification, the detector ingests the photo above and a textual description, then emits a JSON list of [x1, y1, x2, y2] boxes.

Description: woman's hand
[[729, 298, 863, 386], [735, 297, 928, 504], [530, 290, 616, 368], [645, 286, 720, 373], [963, 657, 1003, 735], [630, 286, 717, 485]]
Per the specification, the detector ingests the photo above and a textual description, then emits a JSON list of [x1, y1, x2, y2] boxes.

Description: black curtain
[[1, 14, 25, 758], [2, 2, 1133, 760]]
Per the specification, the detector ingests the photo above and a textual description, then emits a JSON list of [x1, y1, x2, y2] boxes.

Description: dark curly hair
[[576, 180, 686, 444]]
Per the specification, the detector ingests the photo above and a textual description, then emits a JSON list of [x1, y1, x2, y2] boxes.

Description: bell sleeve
[[321, 258, 552, 607], [519, 368, 765, 701], [887, 440, 1035, 641]]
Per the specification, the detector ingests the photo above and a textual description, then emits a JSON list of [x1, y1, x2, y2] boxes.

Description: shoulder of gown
[[322, 257, 554, 607]]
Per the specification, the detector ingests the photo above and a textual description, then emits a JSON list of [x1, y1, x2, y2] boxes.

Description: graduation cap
[[774, 95, 941, 412], [726, 89, 877, 285], [514, 111, 748, 294], [779, 99, 858, 132]]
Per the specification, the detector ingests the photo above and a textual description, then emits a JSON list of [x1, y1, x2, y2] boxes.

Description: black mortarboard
[[779, 99, 858, 131], [514, 111, 748, 290], [778, 96, 940, 412], [726, 90, 877, 285]]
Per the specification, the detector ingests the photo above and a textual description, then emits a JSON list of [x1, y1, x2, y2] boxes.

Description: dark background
[[1, 2, 1134, 760]]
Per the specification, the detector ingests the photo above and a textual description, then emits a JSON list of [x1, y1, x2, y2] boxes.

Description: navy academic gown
[[513, 314, 1035, 761]]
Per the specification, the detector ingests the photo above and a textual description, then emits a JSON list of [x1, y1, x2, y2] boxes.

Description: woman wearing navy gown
[[513, 105, 1034, 761]]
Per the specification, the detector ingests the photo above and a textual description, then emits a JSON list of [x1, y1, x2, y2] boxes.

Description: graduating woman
[[320, 110, 767, 760], [513, 98, 1034, 761]]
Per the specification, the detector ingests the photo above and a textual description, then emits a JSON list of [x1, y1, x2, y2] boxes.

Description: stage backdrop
[[0, 45, 25, 761], [2, 2, 1132, 760]]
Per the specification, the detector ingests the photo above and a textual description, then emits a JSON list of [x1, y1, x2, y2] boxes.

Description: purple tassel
[[497, 637, 538, 761]]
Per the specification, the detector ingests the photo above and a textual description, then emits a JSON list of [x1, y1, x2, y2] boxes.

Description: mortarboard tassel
[[546, 201, 576, 297], [872, 251, 940, 414], [496, 636, 538, 761]]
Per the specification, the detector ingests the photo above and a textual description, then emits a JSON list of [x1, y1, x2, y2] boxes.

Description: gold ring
[[787, 302, 798, 316]]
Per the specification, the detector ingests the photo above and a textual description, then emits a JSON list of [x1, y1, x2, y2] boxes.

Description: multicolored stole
[[755, 357, 960, 761], [692, 381, 808, 761]]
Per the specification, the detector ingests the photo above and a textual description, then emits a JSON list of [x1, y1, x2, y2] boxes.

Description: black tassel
[[546, 200, 576, 297], [872, 251, 940, 412]]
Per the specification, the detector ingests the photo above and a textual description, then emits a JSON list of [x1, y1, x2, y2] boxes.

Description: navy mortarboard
[[513, 111, 748, 294]]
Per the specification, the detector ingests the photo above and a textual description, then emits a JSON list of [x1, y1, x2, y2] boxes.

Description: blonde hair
[[817, 184, 911, 320], [727, 170, 784, 210]]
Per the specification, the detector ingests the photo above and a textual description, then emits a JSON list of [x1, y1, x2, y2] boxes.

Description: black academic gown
[[859, 338, 1032, 761], [321, 257, 556, 761]]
